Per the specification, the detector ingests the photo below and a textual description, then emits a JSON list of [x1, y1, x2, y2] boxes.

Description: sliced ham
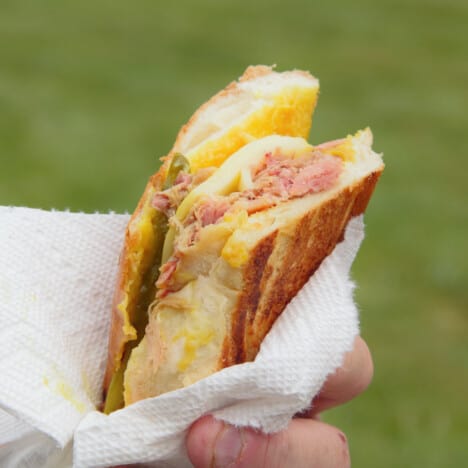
[[152, 172, 193, 217], [152, 193, 171, 215], [195, 199, 231, 227], [156, 256, 180, 297], [251, 150, 342, 200], [174, 172, 192, 186], [288, 155, 342, 197]]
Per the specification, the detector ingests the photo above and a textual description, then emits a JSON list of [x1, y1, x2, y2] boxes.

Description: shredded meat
[[174, 171, 192, 186], [152, 167, 218, 218], [157, 149, 343, 293], [288, 156, 342, 196], [191, 167, 217, 185], [195, 199, 231, 227], [252, 150, 342, 198], [152, 192, 171, 213], [152, 172, 192, 217], [156, 256, 179, 297]]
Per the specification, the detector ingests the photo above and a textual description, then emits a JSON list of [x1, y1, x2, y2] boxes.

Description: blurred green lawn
[[1, 0, 467, 466]]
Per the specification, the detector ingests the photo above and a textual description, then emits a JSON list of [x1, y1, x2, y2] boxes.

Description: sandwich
[[102, 66, 384, 413], [103, 65, 321, 413], [122, 129, 383, 405]]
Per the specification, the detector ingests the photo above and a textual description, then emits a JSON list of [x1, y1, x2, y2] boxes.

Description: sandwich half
[[103, 66, 320, 412], [122, 128, 384, 405]]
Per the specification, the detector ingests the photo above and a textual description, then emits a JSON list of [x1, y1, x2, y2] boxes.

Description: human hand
[[186, 336, 373, 468]]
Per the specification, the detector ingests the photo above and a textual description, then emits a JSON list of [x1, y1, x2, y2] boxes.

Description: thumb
[[186, 415, 350, 468]]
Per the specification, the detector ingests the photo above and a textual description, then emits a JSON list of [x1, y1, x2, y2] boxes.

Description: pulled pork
[[156, 149, 343, 296]]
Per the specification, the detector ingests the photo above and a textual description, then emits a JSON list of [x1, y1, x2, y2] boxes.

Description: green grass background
[[1, 0, 467, 466]]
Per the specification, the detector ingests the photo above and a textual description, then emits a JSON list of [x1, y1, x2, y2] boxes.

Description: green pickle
[[104, 153, 189, 414], [163, 153, 190, 189]]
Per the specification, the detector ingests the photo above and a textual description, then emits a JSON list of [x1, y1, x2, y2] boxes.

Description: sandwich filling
[[153, 146, 345, 298], [122, 130, 381, 404]]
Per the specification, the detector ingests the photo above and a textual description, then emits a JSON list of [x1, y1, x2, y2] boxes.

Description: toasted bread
[[123, 129, 384, 403]]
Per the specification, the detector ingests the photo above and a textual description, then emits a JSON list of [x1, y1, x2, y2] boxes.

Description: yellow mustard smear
[[43, 375, 86, 414], [174, 328, 215, 372], [119, 204, 159, 346]]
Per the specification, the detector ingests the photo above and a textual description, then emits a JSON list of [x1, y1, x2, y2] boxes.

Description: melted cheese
[[164, 130, 363, 269], [179, 136, 311, 220], [327, 135, 355, 162], [160, 136, 311, 263]]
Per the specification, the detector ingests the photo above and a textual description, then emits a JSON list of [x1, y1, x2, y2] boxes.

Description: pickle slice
[[163, 153, 189, 189], [104, 153, 189, 414]]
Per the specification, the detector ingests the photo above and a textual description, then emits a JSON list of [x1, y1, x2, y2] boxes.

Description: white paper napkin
[[0, 206, 364, 467]]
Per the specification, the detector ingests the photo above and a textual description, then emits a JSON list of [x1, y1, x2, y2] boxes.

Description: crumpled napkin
[[0, 206, 364, 467]]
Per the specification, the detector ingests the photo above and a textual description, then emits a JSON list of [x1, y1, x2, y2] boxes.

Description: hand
[[186, 336, 373, 468]]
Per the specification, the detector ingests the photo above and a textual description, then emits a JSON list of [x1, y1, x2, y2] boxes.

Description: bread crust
[[220, 165, 383, 367], [104, 166, 168, 392]]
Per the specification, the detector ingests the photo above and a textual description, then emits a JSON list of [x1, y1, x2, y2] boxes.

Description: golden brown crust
[[219, 165, 383, 367], [238, 65, 275, 81], [103, 162, 169, 394], [220, 230, 279, 366]]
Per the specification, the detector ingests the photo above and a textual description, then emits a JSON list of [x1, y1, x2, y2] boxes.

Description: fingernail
[[214, 424, 244, 467]]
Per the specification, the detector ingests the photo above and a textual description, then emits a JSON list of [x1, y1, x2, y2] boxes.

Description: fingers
[[186, 416, 350, 468], [186, 336, 372, 466], [307, 336, 373, 417]]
